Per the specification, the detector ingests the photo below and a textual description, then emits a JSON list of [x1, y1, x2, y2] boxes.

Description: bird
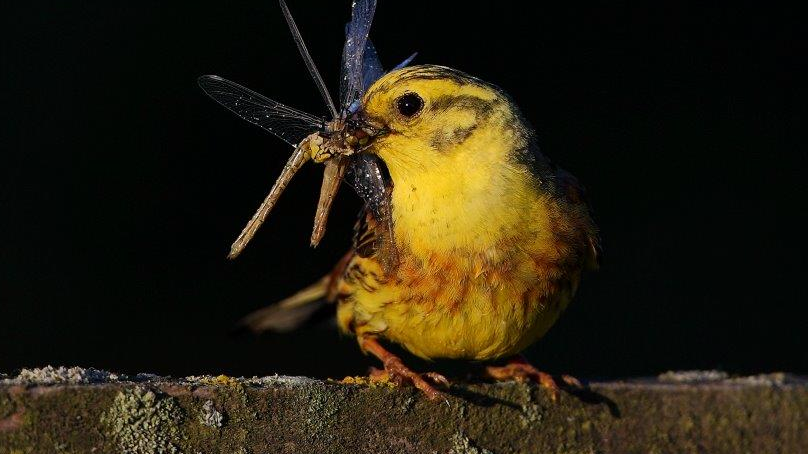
[[239, 64, 600, 401]]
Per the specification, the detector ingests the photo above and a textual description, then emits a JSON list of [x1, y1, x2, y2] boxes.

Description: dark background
[[1, 1, 804, 379]]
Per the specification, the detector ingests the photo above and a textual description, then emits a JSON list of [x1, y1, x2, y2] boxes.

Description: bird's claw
[[485, 359, 582, 402], [423, 371, 451, 388], [369, 357, 449, 401], [559, 374, 583, 388]]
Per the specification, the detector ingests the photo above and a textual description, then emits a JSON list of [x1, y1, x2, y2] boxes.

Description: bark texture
[[0, 367, 805, 453]]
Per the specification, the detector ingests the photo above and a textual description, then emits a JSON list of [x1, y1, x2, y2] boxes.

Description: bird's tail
[[237, 275, 331, 334]]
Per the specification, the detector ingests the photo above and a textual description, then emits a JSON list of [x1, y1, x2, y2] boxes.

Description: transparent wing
[[339, 0, 377, 113], [198, 75, 322, 147], [279, 0, 338, 119]]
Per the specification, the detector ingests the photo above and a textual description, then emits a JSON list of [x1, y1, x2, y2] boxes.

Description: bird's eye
[[395, 93, 424, 118]]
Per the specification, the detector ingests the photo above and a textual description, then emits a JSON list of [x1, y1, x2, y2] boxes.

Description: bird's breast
[[337, 154, 593, 360], [338, 222, 582, 361]]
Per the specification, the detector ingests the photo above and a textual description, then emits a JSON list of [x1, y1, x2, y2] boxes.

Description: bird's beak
[[349, 110, 387, 151]]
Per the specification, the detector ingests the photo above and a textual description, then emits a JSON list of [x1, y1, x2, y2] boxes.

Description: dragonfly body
[[198, 0, 395, 256], [304, 118, 373, 163]]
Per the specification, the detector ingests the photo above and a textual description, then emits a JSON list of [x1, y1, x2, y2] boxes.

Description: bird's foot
[[485, 356, 581, 402], [368, 361, 449, 400], [361, 337, 449, 401]]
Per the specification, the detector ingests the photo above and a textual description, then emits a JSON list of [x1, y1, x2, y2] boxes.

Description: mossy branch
[[1, 367, 806, 454]]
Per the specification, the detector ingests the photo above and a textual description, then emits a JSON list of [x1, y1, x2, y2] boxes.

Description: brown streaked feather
[[353, 209, 381, 258], [326, 251, 355, 301], [358, 212, 399, 273]]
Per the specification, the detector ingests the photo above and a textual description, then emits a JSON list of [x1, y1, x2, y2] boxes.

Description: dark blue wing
[[349, 153, 389, 221], [361, 38, 384, 93], [339, 0, 377, 114], [343, 38, 384, 115], [391, 52, 417, 71], [340, 0, 418, 114]]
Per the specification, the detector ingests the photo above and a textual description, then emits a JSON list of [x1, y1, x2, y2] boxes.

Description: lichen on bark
[[0, 369, 806, 454], [100, 387, 184, 454]]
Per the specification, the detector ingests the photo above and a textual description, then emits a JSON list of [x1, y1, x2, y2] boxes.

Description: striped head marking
[[359, 65, 533, 177]]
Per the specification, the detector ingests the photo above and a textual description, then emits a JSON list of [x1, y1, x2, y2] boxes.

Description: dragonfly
[[198, 0, 416, 259]]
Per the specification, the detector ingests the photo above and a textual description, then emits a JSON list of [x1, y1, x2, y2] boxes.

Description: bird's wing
[[235, 276, 330, 334], [556, 168, 602, 270], [347, 154, 398, 270], [352, 208, 381, 258], [235, 248, 354, 335]]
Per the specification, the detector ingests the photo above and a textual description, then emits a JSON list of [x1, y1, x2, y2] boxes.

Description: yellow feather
[[334, 65, 597, 361]]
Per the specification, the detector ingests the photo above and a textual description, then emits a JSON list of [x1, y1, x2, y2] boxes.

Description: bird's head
[[352, 65, 551, 253], [356, 64, 541, 184]]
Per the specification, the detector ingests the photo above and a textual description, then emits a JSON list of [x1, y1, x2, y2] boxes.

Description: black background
[[1, 1, 804, 379]]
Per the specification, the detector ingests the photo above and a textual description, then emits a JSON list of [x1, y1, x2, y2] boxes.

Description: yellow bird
[[241, 64, 600, 400]]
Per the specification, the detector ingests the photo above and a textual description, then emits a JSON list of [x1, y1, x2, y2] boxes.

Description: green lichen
[[199, 400, 225, 428], [100, 387, 184, 454], [0, 395, 15, 420], [1, 371, 807, 453], [186, 375, 250, 409], [399, 394, 415, 413], [450, 431, 494, 454], [301, 383, 347, 442], [658, 370, 729, 383], [514, 382, 544, 428], [8, 366, 119, 385]]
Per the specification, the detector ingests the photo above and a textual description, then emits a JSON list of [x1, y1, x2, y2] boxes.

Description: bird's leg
[[484, 355, 581, 402], [361, 337, 449, 400]]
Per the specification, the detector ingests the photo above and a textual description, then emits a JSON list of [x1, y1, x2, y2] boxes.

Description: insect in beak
[[310, 116, 385, 248], [228, 116, 384, 258], [200, 0, 411, 260], [227, 141, 311, 259], [310, 155, 348, 248]]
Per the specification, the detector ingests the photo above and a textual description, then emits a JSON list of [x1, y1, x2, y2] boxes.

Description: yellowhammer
[[200, 0, 599, 401]]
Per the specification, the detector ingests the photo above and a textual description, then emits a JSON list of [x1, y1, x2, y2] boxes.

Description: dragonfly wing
[[349, 154, 387, 218], [362, 38, 384, 92], [279, 0, 338, 119], [345, 38, 384, 115], [339, 0, 377, 113], [198, 75, 322, 147], [391, 52, 418, 71]]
